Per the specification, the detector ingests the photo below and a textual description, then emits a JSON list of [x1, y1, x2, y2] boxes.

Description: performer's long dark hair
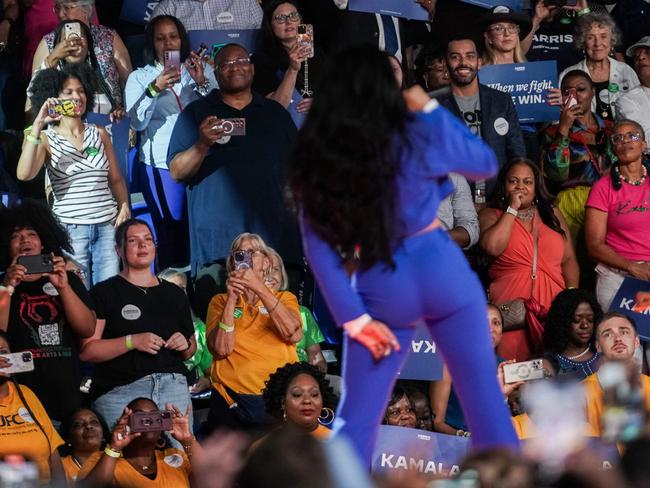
[[289, 46, 409, 270]]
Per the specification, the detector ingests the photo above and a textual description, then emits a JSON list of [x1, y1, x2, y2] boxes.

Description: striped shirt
[[45, 124, 117, 225]]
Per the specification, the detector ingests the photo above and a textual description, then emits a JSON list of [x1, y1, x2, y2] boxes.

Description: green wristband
[[219, 322, 234, 333], [125, 334, 134, 350]]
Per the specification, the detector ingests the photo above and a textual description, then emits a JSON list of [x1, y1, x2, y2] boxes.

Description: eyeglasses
[[489, 24, 520, 35], [612, 131, 643, 145], [54, 3, 83, 14], [217, 57, 252, 70], [273, 11, 301, 24]]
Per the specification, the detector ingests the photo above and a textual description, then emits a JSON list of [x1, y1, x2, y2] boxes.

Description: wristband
[[219, 322, 234, 333], [577, 6, 591, 16], [23, 125, 33, 135], [125, 334, 134, 350], [505, 206, 518, 217], [25, 133, 40, 145], [146, 82, 161, 98], [104, 446, 122, 458], [343, 313, 372, 338]]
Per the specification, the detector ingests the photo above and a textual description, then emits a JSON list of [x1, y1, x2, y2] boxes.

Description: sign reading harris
[[396, 322, 443, 381], [348, 0, 429, 21], [372, 425, 469, 476], [120, 0, 161, 25], [608, 277, 650, 341], [459, 0, 523, 10], [187, 30, 262, 56], [478, 61, 560, 123], [85, 113, 131, 186]]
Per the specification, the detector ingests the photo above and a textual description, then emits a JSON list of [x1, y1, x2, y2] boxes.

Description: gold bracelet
[[104, 445, 122, 458]]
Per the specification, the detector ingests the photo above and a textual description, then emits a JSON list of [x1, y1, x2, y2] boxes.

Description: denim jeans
[[65, 221, 119, 288], [93, 373, 192, 450]]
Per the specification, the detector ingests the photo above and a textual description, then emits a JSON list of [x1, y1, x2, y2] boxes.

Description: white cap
[[626, 36, 650, 58]]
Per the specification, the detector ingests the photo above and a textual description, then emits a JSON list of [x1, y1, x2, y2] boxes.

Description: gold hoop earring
[[318, 407, 335, 426]]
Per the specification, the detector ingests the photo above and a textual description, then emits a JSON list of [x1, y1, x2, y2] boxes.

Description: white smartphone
[[0, 351, 35, 374]]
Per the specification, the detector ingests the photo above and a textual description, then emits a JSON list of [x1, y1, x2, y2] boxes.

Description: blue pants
[[65, 221, 119, 288], [332, 229, 518, 464]]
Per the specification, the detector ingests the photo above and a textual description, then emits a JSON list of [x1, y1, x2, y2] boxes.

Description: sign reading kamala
[[608, 277, 650, 341], [187, 30, 262, 56], [86, 114, 131, 186], [478, 61, 560, 123], [459, 0, 523, 10], [348, 0, 429, 21], [372, 425, 469, 476], [396, 322, 443, 381], [120, 0, 161, 25]]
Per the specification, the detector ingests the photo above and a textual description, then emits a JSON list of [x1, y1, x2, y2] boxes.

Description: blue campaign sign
[[608, 277, 650, 340], [459, 0, 523, 10], [397, 322, 443, 381], [348, 0, 429, 21], [120, 0, 160, 25], [86, 113, 131, 186], [372, 425, 469, 476], [478, 61, 560, 123], [188, 30, 262, 55]]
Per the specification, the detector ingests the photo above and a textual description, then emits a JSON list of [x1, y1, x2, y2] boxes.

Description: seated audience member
[[417, 43, 450, 93], [0, 201, 95, 425], [610, 0, 650, 65], [383, 386, 417, 429], [409, 389, 433, 431], [151, 0, 263, 30], [0, 330, 65, 483], [437, 172, 479, 249], [430, 303, 504, 436], [541, 70, 615, 240], [615, 37, 650, 138], [205, 233, 302, 430], [437, 37, 525, 200], [261, 362, 337, 440], [58, 407, 109, 483], [583, 313, 650, 436], [125, 15, 217, 270], [585, 120, 650, 311], [252, 0, 322, 125], [559, 12, 639, 122], [78, 397, 199, 487], [19, 65, 131, 287], [158, 268, 213, 394], [264, 248, 327, 372], [543, 288, 603, 379], [80, 219, 196, 436], [479, 159, 578, 360]]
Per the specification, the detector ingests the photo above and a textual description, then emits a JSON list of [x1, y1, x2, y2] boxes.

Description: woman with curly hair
[[262, 362, 336, 439], [542, 288, 603, 379], [289, 44, 517, 465], [17, 64, 130, 287]]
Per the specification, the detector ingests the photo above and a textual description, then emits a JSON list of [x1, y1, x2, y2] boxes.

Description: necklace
[[71, 456, 83, 469], [566, 346, 591, 360], [516, 206, 535, 221], [619, 164, 648, 186]]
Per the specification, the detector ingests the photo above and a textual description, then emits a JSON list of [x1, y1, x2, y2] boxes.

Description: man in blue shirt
[[168, 43, 300, 318]]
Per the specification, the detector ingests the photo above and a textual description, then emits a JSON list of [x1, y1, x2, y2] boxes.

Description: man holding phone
[[168, 43, 301, 318]]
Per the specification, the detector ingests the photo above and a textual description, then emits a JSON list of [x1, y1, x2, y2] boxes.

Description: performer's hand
[[353, 320, 400, 360]]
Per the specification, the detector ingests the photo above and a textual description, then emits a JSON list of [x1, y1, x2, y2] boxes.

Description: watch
[[505, 206, 518, 217]]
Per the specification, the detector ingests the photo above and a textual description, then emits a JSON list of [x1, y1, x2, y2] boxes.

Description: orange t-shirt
[[512, 413, 536, 439], [206, 291, 299, 403], [0, 382, 64, 482], [583, 372, 650, 436], [61, 455, 82, 484], [77, 448, 191, 487]]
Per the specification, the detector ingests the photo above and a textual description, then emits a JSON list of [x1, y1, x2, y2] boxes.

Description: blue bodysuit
[[300, 100, 519, 464]]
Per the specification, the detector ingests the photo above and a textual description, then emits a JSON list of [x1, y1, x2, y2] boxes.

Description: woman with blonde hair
[[479, 6, 531, 66]]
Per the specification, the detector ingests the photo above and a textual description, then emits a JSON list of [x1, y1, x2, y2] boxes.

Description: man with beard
[[436, 37, 525, 201]]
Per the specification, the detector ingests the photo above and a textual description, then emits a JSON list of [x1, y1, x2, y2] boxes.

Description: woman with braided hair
[[585, 119, 650, 311]]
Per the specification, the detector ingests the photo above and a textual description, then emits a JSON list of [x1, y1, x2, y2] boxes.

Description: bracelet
[[146, 82, 161, 98], [195, 80, 211, 97], [104, 446, 122, 458], [219, 322, 234, 333], [343, 313, 372, 338], [125, 334, 134, 351], [23, 125, 33, 135], [268, 296, 281, 314], [505, 206, 518, 217], [577, 6, 591, 16], [182, 436, 195, 451], [25, 133, 40, 145]]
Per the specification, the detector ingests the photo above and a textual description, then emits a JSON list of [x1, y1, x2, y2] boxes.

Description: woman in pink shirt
[[585, 119, 650, 310]]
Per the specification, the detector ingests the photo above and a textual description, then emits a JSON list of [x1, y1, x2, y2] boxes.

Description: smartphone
[[128, 411, 173, 432], [0, 351, 34, 374], [64, 22, 82, 40], [297, 24, 314, 59], [503, 359, 545, 384], [17, 255, 54, 275], [562, 87, 578, 108], [47, 99, 79, 118], [233, 250, 253, 270], [212, 118, 246, 136], [164, 50, 181, 71]]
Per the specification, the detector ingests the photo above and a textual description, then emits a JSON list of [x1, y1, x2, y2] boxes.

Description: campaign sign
[[348, 0, 429, 21], [396, 322, 443, 381], [188, 30, 262, 56], [86, 113, 131, 186], [120, 0, 160, 25], [459, 0, 523, 10], [478, 61, 560, 123], [608, 277, 650, 340], [372, 425, 469, 476]]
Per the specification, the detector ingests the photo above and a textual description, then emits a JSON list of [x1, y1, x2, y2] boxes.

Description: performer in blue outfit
[[289, 46, 519, 464]]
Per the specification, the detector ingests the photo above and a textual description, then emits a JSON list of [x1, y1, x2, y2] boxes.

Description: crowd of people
[[0, 0, 649, 487]]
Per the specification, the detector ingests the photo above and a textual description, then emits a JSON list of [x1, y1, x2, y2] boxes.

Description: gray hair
[[55, 0, 94, 22], [265, 247, 289, 291], [574, 12, 621, 52], [225, 232, 270, 274], [613, 119, 646, 141]]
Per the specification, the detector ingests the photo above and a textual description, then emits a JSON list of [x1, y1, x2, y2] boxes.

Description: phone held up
[[128, 410, 173, 432], [17, 255, 54, 275], [233, 250, 253, 270], [164, 50, 181, 71], [0, 351, 35, 375], [297, 24, 314, 58]]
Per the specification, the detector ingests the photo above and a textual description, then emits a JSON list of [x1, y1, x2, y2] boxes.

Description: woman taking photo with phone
[[0, 200, 95, 427], [125, 15, 217, 270], [17, 64, 130, 288]]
